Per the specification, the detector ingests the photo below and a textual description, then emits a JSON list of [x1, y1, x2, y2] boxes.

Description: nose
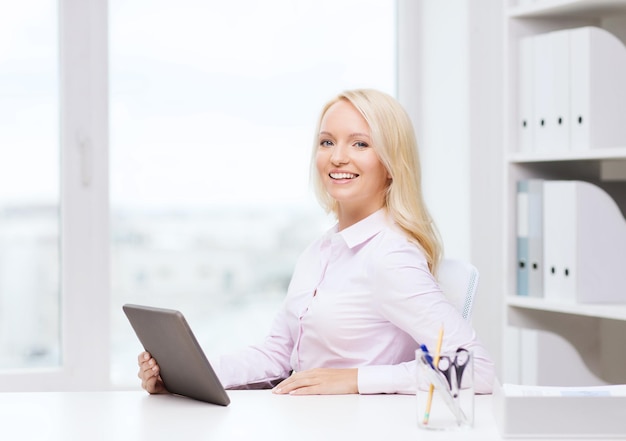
[[330, 143, 349, 166]]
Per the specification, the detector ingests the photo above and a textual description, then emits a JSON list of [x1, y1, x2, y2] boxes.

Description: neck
[[336, 205, 384, 231]]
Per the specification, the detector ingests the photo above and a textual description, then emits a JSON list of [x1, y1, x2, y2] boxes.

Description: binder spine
[[517, 36, 534, 153], [516, 180, 529, 296], [527, 179, 544, 298]]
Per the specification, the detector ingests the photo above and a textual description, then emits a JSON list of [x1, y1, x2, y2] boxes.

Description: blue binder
[[516, 180, 529, 296]]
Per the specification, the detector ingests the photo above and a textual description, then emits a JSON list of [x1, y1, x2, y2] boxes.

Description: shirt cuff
[[357, 363, 416, 395]]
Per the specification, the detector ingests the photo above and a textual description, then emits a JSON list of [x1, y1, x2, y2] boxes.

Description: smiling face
[[315, 99, 391, 229]]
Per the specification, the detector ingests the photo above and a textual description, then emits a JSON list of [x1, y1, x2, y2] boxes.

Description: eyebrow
[[319, 131, 371, 139]]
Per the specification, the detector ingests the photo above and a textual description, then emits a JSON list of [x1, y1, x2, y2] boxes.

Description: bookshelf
[[507, 296, 626, 321], [504, 0, 626, 385]]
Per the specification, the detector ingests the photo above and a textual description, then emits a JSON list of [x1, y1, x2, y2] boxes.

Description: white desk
[[0, 390, 608, 440]]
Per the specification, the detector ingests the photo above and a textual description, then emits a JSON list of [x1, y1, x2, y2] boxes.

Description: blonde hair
[[311, 89, 442, 274]]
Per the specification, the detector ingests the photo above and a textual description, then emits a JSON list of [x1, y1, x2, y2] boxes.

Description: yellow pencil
[[423, 324, 444, 424]]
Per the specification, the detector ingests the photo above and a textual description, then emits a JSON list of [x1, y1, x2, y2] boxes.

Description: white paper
[[501, 383, 626, 397]]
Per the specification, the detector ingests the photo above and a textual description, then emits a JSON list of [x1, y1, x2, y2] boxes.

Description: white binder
[[551, 30, 570, 152], [517, 36, 534, 152], [570, 26, 626, 150], [518, 26, 626, 152], [543, 181, 575, 301], [527, 179, 544, 298], [529, 30, 571, 153], [543, 181, 626, 303], [532, 33, 554, 153]]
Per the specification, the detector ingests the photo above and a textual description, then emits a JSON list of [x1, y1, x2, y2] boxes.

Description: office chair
[[437, 258, 480, 321]]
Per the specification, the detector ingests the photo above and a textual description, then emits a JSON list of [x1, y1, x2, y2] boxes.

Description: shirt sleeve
[[213, 236, 326, 390], [214, 302, 294, 390], [357, 245, 495, 395]]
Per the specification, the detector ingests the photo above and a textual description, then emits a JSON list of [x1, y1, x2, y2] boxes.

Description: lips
[[329, 172, 359, 180]]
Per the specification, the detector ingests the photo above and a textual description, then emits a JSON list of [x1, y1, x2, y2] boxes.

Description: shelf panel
[[508, 147, 626, 163], [504, 0, 626, 386], [509, 0, 626, 18], [506, 295, 626, 321]]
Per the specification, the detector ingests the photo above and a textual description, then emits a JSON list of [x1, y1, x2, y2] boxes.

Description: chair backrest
[[437, 258, 480, 321]]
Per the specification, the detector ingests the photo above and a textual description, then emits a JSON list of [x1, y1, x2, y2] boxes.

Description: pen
[[419, 344, 434, 368], [423, 324, 444, 425]]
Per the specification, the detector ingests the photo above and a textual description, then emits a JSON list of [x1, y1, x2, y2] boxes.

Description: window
[[109, 0, 396, 385], [0, 2, 60, 369], [0, 0, 396, 389]]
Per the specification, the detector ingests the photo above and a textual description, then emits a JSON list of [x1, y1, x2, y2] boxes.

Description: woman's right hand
[[137, 351, 168, 394]]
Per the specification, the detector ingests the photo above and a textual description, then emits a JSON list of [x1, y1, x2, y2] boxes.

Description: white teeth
[[330, 173, 357, 180]]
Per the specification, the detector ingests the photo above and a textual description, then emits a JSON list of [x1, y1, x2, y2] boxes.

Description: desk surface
[[0, 389, 609, 440]]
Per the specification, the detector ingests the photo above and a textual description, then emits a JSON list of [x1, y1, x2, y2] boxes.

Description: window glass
[[110, 0, 396, 385], [0, 2, 60, 369]]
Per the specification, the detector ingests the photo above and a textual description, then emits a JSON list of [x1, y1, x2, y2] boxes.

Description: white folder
[[551, 30, 570, 152], [532, 33, 554, 153], [532, 30, 570, 153], [527, 179, 544, 298], [517, 36, 534, 152], [570, 26, 626, 150], [543, 181, 626, 303], [542, 181, 575, 302]]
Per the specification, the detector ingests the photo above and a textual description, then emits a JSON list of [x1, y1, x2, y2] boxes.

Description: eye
[[354, 141, 369, 148], [320, 139, 334, 147]]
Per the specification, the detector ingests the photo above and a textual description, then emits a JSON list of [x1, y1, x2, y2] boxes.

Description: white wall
[[398, 1, 470, 260], [420, 2, 471, 261], [397, 0, 505, 379]]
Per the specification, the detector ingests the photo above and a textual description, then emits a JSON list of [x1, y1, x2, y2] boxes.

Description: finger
[[137, 364, 159, 381], [141, 355, 158, 371], [137, 351, 151, 365], [138, 358, 160, 382], [272, 373, 297, 394], [287, 385, 319, 395], [137, 353, 157, 375], [273, 373, 317, 395], [140, 364, 159, 382]]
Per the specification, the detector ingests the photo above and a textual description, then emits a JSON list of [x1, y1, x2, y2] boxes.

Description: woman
[[138, 89, 495, 395]]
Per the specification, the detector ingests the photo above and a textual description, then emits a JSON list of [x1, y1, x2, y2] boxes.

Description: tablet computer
[[123, 303, 230, 406]]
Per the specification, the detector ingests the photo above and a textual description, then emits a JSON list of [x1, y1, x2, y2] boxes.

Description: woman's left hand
[[272, 368, 358, 395]]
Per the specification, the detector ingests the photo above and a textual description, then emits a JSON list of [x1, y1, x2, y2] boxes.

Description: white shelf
[[503, 2, 626, 384], [508, 146, 626, 163], [509, 0, 626, 18], [506, 295, 626, 321]]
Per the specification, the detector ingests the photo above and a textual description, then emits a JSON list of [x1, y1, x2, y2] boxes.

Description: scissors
[[436, 347, 469, 398]]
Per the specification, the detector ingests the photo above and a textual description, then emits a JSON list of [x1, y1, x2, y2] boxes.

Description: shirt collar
[[330, 209, 389, 249]]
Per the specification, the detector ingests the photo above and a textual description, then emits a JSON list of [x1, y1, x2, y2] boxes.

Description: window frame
[[0, 0, 110, 391]]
